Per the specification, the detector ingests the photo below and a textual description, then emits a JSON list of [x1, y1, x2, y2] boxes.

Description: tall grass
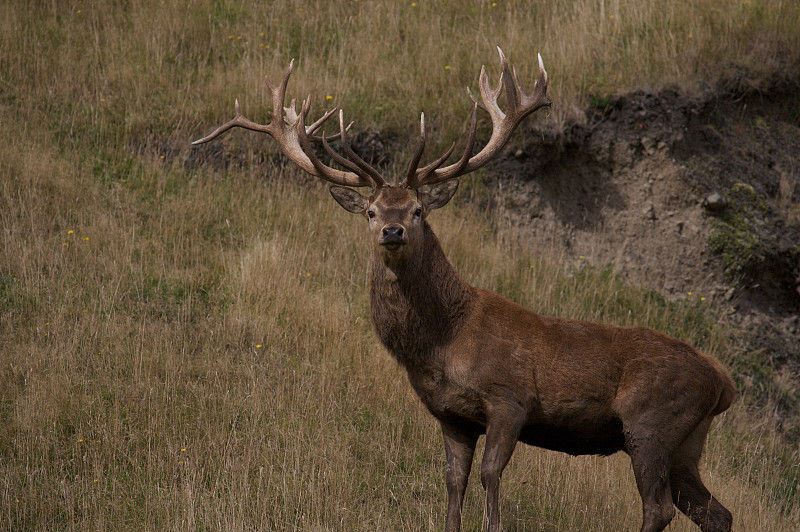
[[3, 1, 799, 147], [2, 1, 799, 530]]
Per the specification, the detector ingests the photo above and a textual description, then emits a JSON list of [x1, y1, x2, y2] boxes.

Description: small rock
[[724, 287, 736, 301], [514, 149, 524, 158], [641, 136, 656, 155], [702, 192, 727, 213], [642, 203, 656, 220]]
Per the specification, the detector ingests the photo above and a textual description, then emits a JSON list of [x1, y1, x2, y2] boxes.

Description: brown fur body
[[371, 223, 734, 451], [360, 191, 736, 532]]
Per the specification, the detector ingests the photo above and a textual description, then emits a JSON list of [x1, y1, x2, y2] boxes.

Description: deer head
[[193, 48, 549, 269]]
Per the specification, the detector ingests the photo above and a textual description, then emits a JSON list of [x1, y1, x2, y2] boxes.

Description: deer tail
[[708, 355, 737, 416]]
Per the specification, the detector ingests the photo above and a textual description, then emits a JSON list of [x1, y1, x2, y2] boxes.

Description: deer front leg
[[441, 422, 478, 532], [480, 409, 526, 532]]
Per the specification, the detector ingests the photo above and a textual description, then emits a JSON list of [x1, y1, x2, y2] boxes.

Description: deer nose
[[382, 226, 404, 239], [380, 225, 406, 246]]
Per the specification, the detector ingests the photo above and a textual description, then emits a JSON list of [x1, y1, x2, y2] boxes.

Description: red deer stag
[[193, 48, 735, 532]]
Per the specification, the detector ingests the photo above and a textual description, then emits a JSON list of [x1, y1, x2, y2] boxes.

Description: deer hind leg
[[625, 429, 676, 532], [441, 422, 478, 532], [670, 417, 733, 532]]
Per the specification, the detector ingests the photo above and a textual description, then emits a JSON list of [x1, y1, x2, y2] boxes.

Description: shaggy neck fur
[[369, 222, 476, 370]]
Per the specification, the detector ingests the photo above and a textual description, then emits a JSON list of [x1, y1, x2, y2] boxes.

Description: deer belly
[[519, 417, 625, 456]]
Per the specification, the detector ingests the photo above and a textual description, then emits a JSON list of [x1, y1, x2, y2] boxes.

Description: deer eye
[[413, 207, 422, 218], [367, 210, 376, 219]]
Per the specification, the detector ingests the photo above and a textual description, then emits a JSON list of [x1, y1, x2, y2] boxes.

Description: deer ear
[[329, 186, 369, 214], [421, 179, 459, 211]]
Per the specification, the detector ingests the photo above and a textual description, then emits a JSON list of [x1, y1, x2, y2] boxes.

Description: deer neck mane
[[369, 222, 476, 368]]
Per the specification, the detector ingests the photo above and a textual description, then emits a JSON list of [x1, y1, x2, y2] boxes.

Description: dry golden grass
[[2, 1, 799, 530]]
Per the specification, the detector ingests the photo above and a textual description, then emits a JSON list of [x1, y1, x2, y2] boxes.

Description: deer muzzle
[[379, 225, 407, 249]]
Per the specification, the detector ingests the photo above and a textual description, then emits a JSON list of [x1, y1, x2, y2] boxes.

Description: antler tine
[[192, 60, 376, 189], [306, 107, 336, 136], [434, 103, 478, 177], [309, 119, 353, 143], [512, 65, 527, 99], [296, 100, 369, 186], [412, 47, 550, 188], [302, 106, 353, 143], [407, 103, 476, 188], [458, 104, 480, 170], [295, 97, 374, 187], [414, 141, 456, 185], [191, 99, 273, 145], [267, 68, 348, 142], [268, 59, 294, 115], [320, 131, 367, 176], [498, 47, 519, 117], [467, 86, 488, 113], [479, 57, 506, 123], [314, 108, 376, 180], [335, 110, 386, 187], [403, 113, 427, 188], [532, 52, 549, 102]]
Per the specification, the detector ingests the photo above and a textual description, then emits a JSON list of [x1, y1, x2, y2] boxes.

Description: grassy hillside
[[2, 1, 799, 530]]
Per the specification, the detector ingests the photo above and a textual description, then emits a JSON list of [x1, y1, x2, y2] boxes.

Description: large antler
[[192, 60, 384, 189], [402, 47, 549, 189]]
